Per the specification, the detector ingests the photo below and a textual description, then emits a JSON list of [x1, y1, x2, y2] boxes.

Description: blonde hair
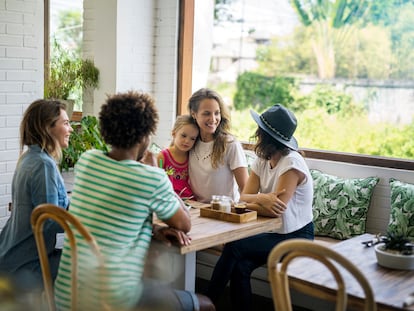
[[188, 88, 233, 168], [20, 99, 66, 161], [170, 115, 198, 147]]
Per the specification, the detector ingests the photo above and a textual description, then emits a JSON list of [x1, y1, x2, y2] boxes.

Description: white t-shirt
[[189, 137, 247, 203], [251, 151, 313, 234]]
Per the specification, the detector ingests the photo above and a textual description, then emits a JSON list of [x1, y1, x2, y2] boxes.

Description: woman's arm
[[240, 169, 305, 217], [233, 166, 249, 194], [162, 193, 191, 233]]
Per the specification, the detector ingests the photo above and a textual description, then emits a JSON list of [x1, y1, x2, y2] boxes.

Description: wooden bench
[[196, 156, 414, 298]]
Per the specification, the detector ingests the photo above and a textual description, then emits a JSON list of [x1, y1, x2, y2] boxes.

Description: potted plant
[[61, 115, 108, 171], [375, 231, 414, 270], [44, 41, 99, 119]]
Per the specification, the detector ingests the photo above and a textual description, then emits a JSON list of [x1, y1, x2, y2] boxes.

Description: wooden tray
[[200, 207, 257, 223], [185, 200, 212, 209]]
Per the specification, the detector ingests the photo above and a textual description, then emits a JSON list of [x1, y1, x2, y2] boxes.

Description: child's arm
[[156, 151, 165, 169]]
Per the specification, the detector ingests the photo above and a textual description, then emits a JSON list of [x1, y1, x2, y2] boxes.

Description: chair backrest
[[31, 203, 103, 311], [267, 239, 376, 311]]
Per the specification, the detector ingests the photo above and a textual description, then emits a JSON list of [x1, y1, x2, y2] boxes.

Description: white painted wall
[[83, 0, 179, 148], [0, 0, 44, 229]]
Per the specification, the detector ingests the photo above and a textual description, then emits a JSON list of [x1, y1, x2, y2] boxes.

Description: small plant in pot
[[44, 40, 99, 119], [375, 231, 414, 270], [61, 116, 108, 172]]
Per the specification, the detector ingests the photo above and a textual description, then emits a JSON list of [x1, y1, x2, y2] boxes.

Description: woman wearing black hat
[[205, 104, 314, 311]]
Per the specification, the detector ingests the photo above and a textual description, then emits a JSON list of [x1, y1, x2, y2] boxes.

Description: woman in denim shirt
[[0, 99, 73, 289]]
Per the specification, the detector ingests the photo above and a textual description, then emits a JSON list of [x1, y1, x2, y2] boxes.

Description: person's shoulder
[[225, 134, 237, 143], [138, 162, 167, 177], [287, 150, 305, 161], [283, 150, 308, 168], [225, 135, 243, 147], [78, 149, 104, 161]]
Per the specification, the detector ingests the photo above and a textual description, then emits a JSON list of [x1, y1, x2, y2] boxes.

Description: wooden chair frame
[[267, 239, 376, 311], [31, 203, 103, 311]]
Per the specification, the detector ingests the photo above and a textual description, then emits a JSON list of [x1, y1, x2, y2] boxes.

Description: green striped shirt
[[54, 150, 180, 311]]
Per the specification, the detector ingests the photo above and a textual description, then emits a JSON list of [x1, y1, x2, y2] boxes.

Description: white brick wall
[[0, 0, 44, 229], [153, 1, 180, 148]]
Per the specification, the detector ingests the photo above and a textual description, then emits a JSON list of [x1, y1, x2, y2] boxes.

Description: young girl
[[157, 115, 199, 199]]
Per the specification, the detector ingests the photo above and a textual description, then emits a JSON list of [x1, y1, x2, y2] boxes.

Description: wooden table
[[150, 206, 282, 291], [286, 233, 414, 311]]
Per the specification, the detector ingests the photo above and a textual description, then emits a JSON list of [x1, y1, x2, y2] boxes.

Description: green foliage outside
[[229, 106, 414, 160], [211, 0, 414, 160], [233, 72, 296, 111], [211, 75, 414, 160], [256, 1, 414, 80], [61, 116, 108, 171], [55, 9, 83, 55]]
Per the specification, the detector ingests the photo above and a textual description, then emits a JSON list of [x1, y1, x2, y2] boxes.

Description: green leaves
[[45, 40, 99, 101], [61, 116, 108, 171], [233, 72, 296, 112]]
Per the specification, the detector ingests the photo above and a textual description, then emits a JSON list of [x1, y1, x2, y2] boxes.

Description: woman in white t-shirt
[[205, 104, 314, 311], [188, 88, 248, 203]]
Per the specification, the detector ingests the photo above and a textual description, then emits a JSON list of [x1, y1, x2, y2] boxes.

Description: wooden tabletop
[[287, 233, 414, 311], [155, 207, 282, 255]]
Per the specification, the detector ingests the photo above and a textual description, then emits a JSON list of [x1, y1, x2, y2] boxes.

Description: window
[[45, 0, 85, 113], [191, 0, 414, 166]]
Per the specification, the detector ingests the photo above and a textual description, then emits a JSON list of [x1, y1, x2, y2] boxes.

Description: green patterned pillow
[[388, 178, 414, 238], [311, 170, 379, 240]]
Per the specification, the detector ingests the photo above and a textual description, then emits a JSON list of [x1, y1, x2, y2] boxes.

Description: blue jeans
[[206, 222, 314, 311]]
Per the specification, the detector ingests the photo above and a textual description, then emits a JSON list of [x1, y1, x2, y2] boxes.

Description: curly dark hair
[[99, 91, 159, 149], [253, 127, 290, 160]]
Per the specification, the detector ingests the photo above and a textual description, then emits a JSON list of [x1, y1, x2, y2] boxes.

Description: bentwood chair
[[267, 239, 376, 311], [31, 203, 104, 311]]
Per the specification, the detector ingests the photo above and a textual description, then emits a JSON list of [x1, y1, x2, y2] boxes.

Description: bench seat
[[196, 156, 414, 300]]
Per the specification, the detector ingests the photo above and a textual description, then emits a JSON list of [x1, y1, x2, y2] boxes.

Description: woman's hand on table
[[256, 191, 287, 217], [152, 224, 192, 246]]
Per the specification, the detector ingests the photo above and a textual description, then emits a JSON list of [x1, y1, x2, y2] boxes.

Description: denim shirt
[[0, 145, 69, 280]]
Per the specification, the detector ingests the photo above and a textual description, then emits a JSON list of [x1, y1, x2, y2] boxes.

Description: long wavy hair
[[188, 88, 233, 168], [20, 99, 67, 160]]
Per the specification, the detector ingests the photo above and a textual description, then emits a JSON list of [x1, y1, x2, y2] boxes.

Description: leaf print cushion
[[388, 178, 414, 238], [311, 170, 379, 240]]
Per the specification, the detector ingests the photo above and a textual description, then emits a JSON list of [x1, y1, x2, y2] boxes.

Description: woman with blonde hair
[[0, 99, 73, 289], [188, 88, 248, 203]]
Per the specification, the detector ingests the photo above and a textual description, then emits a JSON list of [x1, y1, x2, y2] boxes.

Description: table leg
[[162, 251, 196, 291]]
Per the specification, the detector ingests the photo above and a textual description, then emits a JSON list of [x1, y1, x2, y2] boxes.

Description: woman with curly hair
[[188, 88, 248, 203], [54, 90, 215, 311]]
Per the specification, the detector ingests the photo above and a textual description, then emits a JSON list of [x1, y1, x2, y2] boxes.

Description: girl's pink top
[[160, 149, 194, 199]]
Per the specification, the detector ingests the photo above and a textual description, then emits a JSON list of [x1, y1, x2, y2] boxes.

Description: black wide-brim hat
[[250, 104, 298, 151]]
